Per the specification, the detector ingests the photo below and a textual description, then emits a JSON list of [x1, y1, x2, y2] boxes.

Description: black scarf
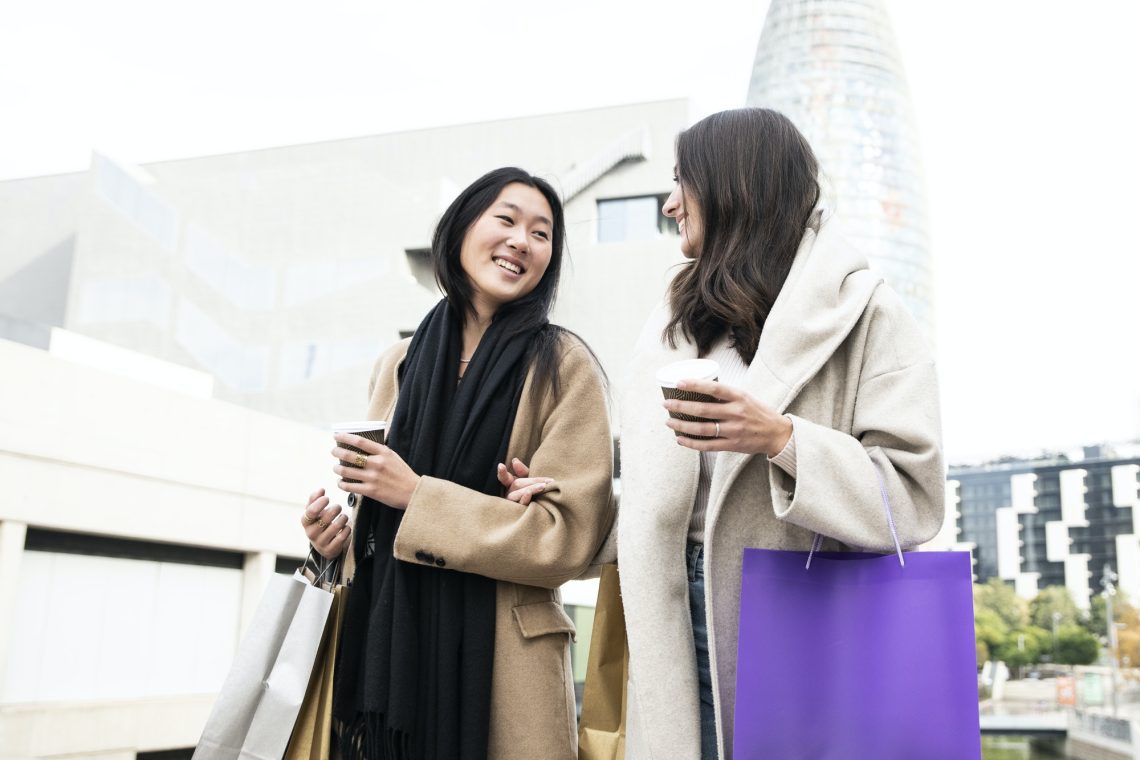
[[333, 299, 541, 760]]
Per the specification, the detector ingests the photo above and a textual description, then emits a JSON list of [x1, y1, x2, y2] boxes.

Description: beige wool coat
[[353, 332, 615, 760], [617, 211, 946, 759]]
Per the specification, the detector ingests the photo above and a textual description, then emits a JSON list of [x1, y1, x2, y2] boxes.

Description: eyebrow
[[499, 202, 552, 228]]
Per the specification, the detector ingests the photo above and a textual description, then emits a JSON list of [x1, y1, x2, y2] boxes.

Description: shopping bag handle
[[304, 546, 344, 588], [806, 460, 904, 570]]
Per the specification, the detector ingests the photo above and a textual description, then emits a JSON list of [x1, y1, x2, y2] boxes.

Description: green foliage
[[975, 578, 1029, 630], [974, 607, 1009, 655], [993, 626, 1049, 670], [972, 581, 1107, 671], [1054, 625, 1099, 665], [1084, 595, 1108, 637], [1030, 586, 1080, 630]]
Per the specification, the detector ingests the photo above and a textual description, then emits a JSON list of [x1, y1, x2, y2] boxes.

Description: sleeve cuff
[[768, 417, 798, 478]]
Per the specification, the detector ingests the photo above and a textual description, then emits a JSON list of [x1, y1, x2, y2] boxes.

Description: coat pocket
[[511, 600, 577, 641]]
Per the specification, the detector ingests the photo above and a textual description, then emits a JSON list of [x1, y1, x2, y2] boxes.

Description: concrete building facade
[[1, 100, 691, 430], [0, 328, 328, 757]]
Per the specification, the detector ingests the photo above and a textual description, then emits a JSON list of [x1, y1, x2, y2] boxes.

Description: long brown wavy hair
[[663, 108, 821, 364]]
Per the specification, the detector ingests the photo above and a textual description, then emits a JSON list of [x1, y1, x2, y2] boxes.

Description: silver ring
[[715, 421, 721, 438]]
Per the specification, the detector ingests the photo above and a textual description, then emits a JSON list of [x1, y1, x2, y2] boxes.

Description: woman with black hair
[[301, 167, 614, 760]]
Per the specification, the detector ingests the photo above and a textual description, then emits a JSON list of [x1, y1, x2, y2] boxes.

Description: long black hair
[[664, 108, 821, 364], [431, 166, 577, 398]]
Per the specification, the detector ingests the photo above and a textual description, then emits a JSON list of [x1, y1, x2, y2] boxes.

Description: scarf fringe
[[337, 714, 415, 760]]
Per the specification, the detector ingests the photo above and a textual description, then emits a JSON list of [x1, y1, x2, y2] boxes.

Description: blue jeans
[[687, 542, 719, 760]]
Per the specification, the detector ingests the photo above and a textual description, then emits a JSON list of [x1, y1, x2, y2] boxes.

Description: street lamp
[[1101, 564, 1119, 717], [1052, 610, 1062, 664]]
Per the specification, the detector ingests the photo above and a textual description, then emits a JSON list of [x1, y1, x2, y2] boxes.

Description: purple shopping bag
[[732, 548, 981, 760]]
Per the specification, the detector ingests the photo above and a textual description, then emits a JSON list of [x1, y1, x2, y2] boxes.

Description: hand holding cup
[[330, 420, 421, 509], [331, 421, 388, 483], [662, 375, 793, 456]]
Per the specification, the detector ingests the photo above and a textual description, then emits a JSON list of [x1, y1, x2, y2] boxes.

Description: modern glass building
[[746, 0, 934, 341], [949, 447, 1140, 608]]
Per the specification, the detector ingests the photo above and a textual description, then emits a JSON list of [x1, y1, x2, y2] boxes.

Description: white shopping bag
[[193, 570, 335, 760]]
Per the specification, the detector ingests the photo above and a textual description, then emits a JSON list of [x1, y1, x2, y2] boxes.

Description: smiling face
[[662, 174, 703, 259], [458, 182, 555, 319]]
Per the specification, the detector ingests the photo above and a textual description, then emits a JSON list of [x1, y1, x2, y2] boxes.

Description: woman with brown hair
[[523, 108, 945, 759]]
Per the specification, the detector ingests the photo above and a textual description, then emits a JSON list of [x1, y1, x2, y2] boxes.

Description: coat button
[[435, 557, 446, 567], [424, 552, 435, 564], [415, 551, 426, 561]]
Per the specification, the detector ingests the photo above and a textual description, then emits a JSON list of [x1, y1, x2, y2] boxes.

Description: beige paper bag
[[578, 564, 628, 760]]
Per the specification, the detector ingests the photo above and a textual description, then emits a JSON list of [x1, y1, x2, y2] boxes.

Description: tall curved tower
[[747, 0, 933, 341]]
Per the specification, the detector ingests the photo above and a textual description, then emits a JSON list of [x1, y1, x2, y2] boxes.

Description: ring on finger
[[318, 519, 329, 529], [714, 421, 721, 438], [304, 513, 318, 525], [352, 453, 367, 468]]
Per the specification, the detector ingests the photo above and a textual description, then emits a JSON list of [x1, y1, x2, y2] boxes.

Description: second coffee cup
[[656, 359, 721, 440]]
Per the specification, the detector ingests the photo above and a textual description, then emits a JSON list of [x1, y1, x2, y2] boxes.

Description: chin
[[492, 285, 531, 307]]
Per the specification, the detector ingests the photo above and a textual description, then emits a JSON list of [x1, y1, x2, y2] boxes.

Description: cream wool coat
[[357, 332, 615, 760], [617, 212, 946, 760]]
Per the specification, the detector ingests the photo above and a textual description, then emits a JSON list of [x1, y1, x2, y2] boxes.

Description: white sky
[[2, 0, 1138, 464]]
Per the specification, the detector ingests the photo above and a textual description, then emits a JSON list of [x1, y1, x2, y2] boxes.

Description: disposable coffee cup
[[332, 420, 388, 483], [657, 359, 721, 440]]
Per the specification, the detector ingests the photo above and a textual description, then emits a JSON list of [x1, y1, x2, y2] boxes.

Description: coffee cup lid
[[331, 420, 388, 433], [655, 359, 719, 388]]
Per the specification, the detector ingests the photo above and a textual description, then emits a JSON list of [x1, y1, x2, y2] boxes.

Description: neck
[[461, 307, 494, 359]]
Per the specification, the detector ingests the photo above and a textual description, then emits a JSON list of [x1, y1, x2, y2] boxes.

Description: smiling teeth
[[496, 259, 521, 274]]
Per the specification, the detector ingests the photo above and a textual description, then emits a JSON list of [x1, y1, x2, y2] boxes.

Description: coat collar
[[741, 210, 879, 409]]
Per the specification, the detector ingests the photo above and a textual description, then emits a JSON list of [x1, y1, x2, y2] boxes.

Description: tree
[[975, 578, 1029, 630], [1054, 626, 1099, 665], [994, 626, 1048, 671], [1083, 593, 1138, 645], [974, 607, 1009, 666], [1114, 600, 1140, 669], [1084, 595, 1109, 638], [1030, 586, 1081, 630]]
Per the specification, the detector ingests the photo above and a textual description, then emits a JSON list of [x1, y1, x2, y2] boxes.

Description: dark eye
[[534, 230, 550, 240], [495, 214, 514, 225], [672, 174, 679, 183]]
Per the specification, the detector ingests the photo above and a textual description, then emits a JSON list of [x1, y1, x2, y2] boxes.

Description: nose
[[662, 186, 682, 218], [507, 227, 529, 254]]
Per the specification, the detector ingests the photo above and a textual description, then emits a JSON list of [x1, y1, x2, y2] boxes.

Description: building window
[[138, 750, 194, 760], [10, 531, 244, 703], [597, 195, 676, 243]]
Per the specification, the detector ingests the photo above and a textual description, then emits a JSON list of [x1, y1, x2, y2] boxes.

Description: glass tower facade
[[746, 0, 933, 340]]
